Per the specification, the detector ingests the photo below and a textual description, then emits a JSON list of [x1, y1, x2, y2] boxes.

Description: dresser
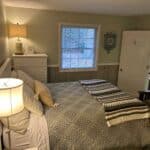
[[12, 54, 48, 82]]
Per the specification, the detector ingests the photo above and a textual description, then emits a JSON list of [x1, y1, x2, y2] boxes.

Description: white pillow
[[16, 70, 35, 90], [34, 80, 54, 107], [23, 83, 43, 116]]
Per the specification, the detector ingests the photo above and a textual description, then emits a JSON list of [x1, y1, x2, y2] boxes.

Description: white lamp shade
[[0, 78, 24, 117]]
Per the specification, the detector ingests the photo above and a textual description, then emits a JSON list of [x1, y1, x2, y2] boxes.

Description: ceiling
[[3, 0, 150, 16]]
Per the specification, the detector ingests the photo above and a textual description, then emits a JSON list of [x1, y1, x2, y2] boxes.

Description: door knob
[[120, 68, 123, 72]]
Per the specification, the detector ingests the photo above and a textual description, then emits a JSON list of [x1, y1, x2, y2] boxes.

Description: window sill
[[59, 67, 98, 72]]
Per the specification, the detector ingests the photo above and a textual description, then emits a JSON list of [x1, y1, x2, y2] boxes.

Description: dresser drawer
[[13, 57, 47, 67]]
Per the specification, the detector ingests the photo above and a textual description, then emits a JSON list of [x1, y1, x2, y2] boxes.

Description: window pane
[[85, 39, 95, 49], [71, 59, 78, 68], [84, 49, 94, 59], [62, 49, 70, 59], [71, 28, 79, 39], [71, 50, 78, 59], [87, 29, 95, 38], [61, 25, 97, 70], [62, 58, 70, 69]]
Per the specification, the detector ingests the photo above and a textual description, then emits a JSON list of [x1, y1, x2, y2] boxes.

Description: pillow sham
[[24, 83, 43, 116], [16, 70, 35, 90], [0, 109, 30, 134], [34, 80, 54, 107]]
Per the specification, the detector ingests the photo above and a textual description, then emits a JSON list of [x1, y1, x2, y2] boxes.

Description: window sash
[[59, 24, 99, 71]]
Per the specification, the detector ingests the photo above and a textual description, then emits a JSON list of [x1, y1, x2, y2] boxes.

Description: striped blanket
[[80, 79, 150, 127]]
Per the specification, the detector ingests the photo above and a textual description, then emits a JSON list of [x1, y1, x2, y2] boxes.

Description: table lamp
[[9, 23, 27, 55], [0, 78, 24, 149]]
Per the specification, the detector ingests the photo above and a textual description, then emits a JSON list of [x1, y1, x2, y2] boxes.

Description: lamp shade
[[9, 23, 27, 38], [0, 78, 24, 117]]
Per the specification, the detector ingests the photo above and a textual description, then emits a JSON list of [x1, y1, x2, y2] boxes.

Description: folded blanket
[[96, 92, 133, 102], [104, 98, 150, 127], [80, 79, 107, 86], [80, 79, 150, 127], [80, 79, 121, 97]]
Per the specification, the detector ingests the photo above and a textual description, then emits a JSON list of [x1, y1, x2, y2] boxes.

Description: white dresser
[[12, 54, 48, 83]]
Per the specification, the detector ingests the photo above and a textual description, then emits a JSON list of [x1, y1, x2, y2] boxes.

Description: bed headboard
[[0, 58, 11, 78]]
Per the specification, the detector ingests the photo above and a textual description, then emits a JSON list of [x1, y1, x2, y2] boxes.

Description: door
[[118, 31, 150, 96]]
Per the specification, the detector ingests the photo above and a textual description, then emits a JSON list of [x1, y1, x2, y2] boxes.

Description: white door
[[118, 31, 150, 96]]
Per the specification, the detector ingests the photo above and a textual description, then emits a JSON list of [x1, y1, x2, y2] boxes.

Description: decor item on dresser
[[104, 32, 117, 53], [12, 54, 48, 82], [0, 78, 24, 149], [8, 23, 27, 55]]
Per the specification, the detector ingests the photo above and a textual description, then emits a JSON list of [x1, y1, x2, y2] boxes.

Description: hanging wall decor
[[104, 32, 117, 53]]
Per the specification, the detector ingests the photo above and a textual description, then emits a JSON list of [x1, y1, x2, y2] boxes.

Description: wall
[[0, 0, 7, 65], [134, 16, 150, 30], [5, 7, 136, 83]]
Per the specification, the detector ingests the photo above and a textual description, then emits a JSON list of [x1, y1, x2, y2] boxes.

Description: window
[[60, 24, 98, 71]]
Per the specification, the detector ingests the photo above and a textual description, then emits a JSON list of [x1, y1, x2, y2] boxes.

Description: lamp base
[[15, 42, 24, 55]]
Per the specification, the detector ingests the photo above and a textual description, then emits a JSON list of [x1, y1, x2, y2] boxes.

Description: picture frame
[[104, 32, 117, 53]]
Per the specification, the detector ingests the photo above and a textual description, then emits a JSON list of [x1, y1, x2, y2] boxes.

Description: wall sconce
[[8, 23, 27, 55]]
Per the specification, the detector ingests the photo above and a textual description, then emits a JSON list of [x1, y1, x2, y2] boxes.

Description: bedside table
[[139, 91, 150, 101], [12, 54, 48, 83]]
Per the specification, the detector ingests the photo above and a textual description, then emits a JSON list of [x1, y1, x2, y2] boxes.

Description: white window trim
[[58, 23, 100, 72]]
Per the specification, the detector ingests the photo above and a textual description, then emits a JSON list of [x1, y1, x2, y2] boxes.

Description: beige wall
[[0, 0, 7, 65], [5, 7, 136, 65], [134, 16, 150, 30]]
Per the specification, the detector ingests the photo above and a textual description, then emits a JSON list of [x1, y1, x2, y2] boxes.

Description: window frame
[[59, 23, 100, 72]]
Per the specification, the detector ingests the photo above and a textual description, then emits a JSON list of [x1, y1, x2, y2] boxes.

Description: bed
[[0, 58, 150, 150], [45, 82, 150, 150]]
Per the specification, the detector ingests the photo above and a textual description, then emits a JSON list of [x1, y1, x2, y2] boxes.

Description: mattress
[[45, 82, 150, 150]]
